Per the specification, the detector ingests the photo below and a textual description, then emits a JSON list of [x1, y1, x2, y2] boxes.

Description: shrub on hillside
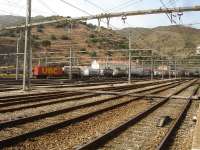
[[0, 30, 16, 37], [37, 28, 43, 33], [118, 43, 129, 49], [32, 34, 40, 40], [90, 38, 98, 43], [89, 51, 97, 58], [61, 35, 70, 40], [41, 40, 51, 47], [50, 34, 57, 40], [86, 23, 97, 29]]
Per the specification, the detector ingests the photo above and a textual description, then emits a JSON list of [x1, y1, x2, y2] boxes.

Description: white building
[[196, 46, 200, 55]]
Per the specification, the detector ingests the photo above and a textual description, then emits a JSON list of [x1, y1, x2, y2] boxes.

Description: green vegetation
[[0, 30, 16, 37], [90, 38, 98, 43], [50, 34, 57, 40], [86, 23, 97, 29], [41, 40, 51, 47], [37, 28, 43, 33], [61, 35, 70, 40], [184, 40, 196, 48], [118, 43, 129, 49], [32, 39, 40, 48], [38, 24, 44, 29], [90, 51, 97, 58], [55, 21, 70, 28], [32, 34, 40, 40], [89, 34, 96, 38]]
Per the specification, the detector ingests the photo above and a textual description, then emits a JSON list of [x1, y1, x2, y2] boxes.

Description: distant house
[[196, 46, 200, 55]]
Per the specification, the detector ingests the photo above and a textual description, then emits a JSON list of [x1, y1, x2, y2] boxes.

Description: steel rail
[[157, 85, 199, 150], [0, 80, 186, 148], [0, 81, 180, 130], [76, 79, 197, 150], [0, 79, 174, 101], [0, 81, 178, 113], [0, 80, 175, 106]]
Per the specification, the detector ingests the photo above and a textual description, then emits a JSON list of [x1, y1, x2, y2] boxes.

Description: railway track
[[0, 79, 176, 104], [0, 79, 177, 100], [159, 86, 200, 150], [0, 79, 185, 148], [0, 78, 128, 92], [0, 81, 181, 128], [168, 100, 199, 150], [0, 80, 180, 113], [76, 79, 197, 150]]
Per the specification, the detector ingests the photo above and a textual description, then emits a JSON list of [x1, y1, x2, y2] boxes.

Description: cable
[[59, 0, 119, 30], [37, 0, 59, 15], [0, 0, 53, 16], [60, 0, 91, 15], [84, 0, 107, 12], [160, 0, 177, 24], [108, 0, 142, 11], [114, 0, 143, 11]]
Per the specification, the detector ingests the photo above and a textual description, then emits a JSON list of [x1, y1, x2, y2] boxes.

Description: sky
[[0, 0, 200, 29]]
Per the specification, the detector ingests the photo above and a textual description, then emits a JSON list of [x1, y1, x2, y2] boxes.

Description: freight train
[[32, 65, 200, 79], [33, 65, 152, 79]]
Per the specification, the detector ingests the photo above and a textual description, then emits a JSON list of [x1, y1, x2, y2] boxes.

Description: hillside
[[0, 15, 25, 28], [0, 15, 200, 67], [117, 25, 200, 57], [0, 15, 128, 66]]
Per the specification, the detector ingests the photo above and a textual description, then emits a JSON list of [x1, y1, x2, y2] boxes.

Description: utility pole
[[162, 60, 164, 80], [16, 31, 22, 80], [69, 22, 73, 80], [128, 32, 132, 84], [141, 60, 144, 78], [69, 48, 72, 80], [45, 52, 48, 66], [168, 61, 171, 79], [175, 60, 177, 79], [23, 0, 32, 91], [151, 52, 154, 80]]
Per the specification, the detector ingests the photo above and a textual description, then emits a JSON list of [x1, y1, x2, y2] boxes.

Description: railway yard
[[0, 78, 199, 150], [1, 1, 200, 150]]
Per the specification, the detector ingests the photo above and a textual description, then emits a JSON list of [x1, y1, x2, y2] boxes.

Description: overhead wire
[[84, 0, 107, 12], [37, 0, 59, 15], [59, 0, 119, 30], [108, 0, 142, 12], [0, 0, 53, 16], [160, 0, 177, 24]]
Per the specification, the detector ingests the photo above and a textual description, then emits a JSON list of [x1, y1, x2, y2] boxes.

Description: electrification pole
[[16, 31, 22, 80], [69, 22, 73, 80], [168, 61, 171, 79], [45, 52, 48, 66], [175, 60, 177, 79], [151, 53, 154, 80], [23, 0, 32, 91], [162, 60, 164, 80], [128, 32, 132, 84], [69, 47, 72, 80]]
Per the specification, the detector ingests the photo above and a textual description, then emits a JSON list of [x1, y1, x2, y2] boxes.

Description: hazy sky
[[0, 0, 200, 29]]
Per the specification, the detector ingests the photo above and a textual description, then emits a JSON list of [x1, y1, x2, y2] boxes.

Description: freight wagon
[[33, 66, 64, 78]]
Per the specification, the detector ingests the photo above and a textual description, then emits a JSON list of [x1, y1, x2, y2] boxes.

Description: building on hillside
[[196, 45, 200, 55]]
